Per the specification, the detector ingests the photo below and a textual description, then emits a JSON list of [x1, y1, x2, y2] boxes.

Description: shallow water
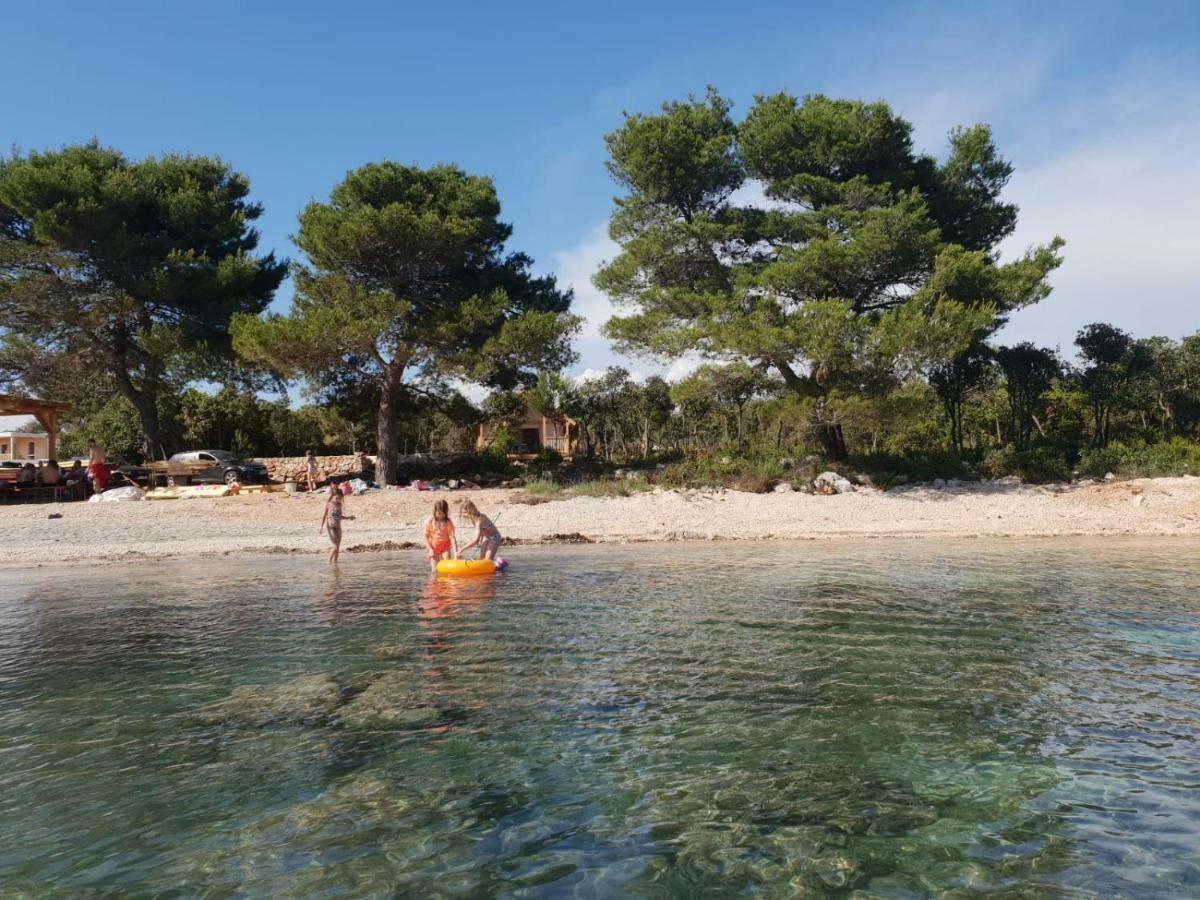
[[1, 538, 1199, 897]]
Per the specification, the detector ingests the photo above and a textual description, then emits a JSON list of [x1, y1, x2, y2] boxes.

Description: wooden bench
[[0, 480, 87, 504]]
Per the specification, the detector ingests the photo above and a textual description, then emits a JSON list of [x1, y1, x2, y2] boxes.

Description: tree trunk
[[815, 423, 848, 461], [114, 376, 166, 461], [376, 365, 404, 485], [132, 391, 166, 461]]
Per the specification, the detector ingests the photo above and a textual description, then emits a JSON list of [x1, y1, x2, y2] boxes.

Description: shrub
[[1078, 439, 1200, 479], [982, 446, 1070, 483], [528, 446, 563, 478], [513, 477, 652, 503], [655, 454, 786, 492], [844, 451, 976, 490]]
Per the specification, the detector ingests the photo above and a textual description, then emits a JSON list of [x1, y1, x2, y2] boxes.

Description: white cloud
[[727, 179, 786, 210], [575, 367, 652, 384], [548, 53, 1200, 382], [550, 220, 619, 342], [997, 73, 1200, 349], [0, 415, 38, 431], [665, 354, 705, 382]]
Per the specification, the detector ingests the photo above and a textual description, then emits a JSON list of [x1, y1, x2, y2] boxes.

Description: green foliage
[[475, 438, 517, 479], [981, 446, 1070, 484], [59, 396, 146, 463], [597, 88, 1063, 459], [233, 161, 579, 484], [59, 391, 182, 463], [516, 476, 653, 503], [1074, 323, 1154, 447], [996, 343, 1060, 451], [0, 142, 285, 456], [1078, 438, 1200, 479], [558, 367, 675, 461], [528, 446, 563, 478], [844, 451, 976, 491], [482, 391, 525, 432], [656, 453, 788, 492], [930, 343, 995, 455]]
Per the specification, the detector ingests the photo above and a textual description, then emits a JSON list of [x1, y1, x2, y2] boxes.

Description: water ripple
[[1, 537, 1199, 895]]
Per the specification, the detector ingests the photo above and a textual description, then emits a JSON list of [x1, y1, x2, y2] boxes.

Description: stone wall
[[253, 455, 374, 485]]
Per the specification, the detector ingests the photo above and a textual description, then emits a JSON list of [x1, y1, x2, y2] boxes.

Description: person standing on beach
[[319, 485, 354, 563], [305, 451, 319, 493], [88, 441, 111, 493]]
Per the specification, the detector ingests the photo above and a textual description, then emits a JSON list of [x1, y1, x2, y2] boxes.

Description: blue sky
[[4, 0, 1199, 390]]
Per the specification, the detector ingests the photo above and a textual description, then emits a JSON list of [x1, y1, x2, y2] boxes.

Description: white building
[[0, 431, 50, 462]]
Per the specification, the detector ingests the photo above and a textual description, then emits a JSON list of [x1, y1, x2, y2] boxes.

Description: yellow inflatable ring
[[436, 558, 497, 576]]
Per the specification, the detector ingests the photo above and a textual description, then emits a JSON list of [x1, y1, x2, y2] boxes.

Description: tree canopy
[[596, 88, 1063, 458], [0, 142, 286, 457], [233, 161, 580, 484]]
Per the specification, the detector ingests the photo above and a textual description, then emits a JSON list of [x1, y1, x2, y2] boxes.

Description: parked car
[[166, 450, 269, 485]]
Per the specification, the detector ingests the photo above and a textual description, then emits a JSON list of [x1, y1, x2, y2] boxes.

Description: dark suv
[[167, 450, 269, 485]]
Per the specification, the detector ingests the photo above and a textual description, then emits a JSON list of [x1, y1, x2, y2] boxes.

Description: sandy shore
[[2, 476, 1199, 569]]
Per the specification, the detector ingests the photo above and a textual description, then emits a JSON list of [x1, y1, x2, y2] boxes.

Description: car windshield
[[210, 451, 234, 461]]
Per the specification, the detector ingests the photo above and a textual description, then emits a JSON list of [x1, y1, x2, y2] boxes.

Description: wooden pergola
[[0, 394, 71, 460]]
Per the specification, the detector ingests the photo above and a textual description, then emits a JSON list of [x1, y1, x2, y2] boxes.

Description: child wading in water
[[458, 499, 503, 561], [425, 499, 458, 573], [320, 486, 355, 563]]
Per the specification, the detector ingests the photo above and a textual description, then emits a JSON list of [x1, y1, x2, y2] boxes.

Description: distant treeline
[[1, 90, 1194, 483]]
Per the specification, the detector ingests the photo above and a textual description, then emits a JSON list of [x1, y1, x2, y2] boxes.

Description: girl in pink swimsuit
[[458, 499, 502, 560], [320, 487, 355, 564]]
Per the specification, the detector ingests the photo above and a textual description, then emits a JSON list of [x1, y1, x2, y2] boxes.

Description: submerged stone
[[338, 672, 441, 729], [193, 673, 342, 726]]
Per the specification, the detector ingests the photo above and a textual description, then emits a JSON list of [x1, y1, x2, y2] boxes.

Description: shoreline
[[2, 476, 1198, 571]]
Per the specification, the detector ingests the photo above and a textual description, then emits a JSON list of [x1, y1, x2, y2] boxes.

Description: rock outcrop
[[813, 471, 856, 495], [253, 454, 374, 485]]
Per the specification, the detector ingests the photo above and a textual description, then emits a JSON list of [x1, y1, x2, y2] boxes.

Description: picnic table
[[145, 460, 221, 488], [0, 479, 87, 504]]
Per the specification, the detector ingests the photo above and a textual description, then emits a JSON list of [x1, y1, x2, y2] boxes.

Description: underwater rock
[[193, 674, 342, 726], [338, 672, 441, 729], [808, 853, 858, 889], [286, 774, 416, 830]]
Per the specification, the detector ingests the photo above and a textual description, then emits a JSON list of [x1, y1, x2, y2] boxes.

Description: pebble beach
[[2, 476, 1199, 569]]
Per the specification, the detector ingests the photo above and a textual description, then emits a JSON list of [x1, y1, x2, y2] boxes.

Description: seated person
[[64, 460, 85, 482], [16, 463, 36, 487], [38, 460, 62, 486]]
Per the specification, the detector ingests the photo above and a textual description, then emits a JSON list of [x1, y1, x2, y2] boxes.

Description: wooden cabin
[[476, 408, 583, 460]]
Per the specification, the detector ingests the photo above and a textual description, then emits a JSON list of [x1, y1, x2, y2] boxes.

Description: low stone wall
[[253, 455, 375, 485]]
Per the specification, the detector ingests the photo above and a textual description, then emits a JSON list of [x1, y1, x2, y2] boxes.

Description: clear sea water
[[1, 538, 1198, 897]]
